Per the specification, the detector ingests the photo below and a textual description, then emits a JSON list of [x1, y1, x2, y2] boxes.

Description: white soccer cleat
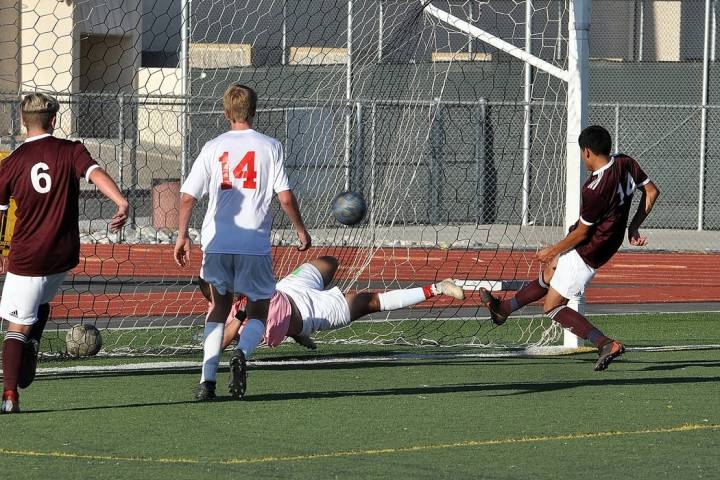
[[1, 391, 20, 414], [436, 279, 465, 300]]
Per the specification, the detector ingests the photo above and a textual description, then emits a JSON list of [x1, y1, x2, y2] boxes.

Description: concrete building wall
[[137, 67, 182, 147]]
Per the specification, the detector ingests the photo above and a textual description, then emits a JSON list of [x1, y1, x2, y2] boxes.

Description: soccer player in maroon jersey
[[480, 125, 660, 371], [0, 93, 129, 413]]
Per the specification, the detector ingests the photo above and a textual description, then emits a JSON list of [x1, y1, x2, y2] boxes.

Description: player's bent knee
[[347, 292, 379, 321]]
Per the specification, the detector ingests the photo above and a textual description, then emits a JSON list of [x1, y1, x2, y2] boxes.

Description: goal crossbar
[[422, 2, 570, 83]]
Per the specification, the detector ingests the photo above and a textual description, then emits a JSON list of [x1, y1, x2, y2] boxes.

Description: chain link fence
[[1, 0, 720, 250], [2, 94, 717, 238]]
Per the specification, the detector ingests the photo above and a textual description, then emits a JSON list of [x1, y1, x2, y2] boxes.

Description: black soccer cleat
[[228, 350, 247, 400], [194, 381, 217, 401], [594, 340, 626, 371], [18, 339, 40, 389], [479, 288, 508, 326]]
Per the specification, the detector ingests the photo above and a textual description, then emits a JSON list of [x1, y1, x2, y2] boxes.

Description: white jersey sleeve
[[273, 142, 291, 193], [180, 145, 212, 199]]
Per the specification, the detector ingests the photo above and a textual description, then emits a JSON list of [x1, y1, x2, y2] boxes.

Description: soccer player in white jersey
[[174, 84, 310, 401]]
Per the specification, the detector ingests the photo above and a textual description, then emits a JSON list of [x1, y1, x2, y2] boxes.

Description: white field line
[[32, 344, 720, 377]]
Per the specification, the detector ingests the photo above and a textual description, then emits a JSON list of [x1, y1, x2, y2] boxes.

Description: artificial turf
[[1, 313, 719, 479]]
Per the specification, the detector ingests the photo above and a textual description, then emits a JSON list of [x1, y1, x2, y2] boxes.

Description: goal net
[[0, 0, 578, 357]]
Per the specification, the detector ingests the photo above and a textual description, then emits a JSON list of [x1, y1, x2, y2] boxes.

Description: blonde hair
[[21, 93, 60, 130], [223, 84, 256, 123]]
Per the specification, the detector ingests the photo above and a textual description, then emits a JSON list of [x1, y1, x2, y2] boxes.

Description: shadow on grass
[[24, 374, 720, 413], [244, 375, 720, 401], [626, 359, 720, 372]]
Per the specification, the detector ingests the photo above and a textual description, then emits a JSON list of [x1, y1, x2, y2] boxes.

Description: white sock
[[378, 287, 428, 311], [237, 318, 265, 359], [200, 322, 224, 383]]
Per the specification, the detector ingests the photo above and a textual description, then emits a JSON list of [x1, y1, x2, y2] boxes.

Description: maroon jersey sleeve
[[626, 156, 650, 187], [72, 142, 99, 181], [579, 187, 605, 226]]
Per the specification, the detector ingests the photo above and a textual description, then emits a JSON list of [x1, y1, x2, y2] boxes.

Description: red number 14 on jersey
[[219, 151, 257, 190]]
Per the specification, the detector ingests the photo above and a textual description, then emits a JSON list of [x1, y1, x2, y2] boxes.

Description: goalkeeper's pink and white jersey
[[181, 129, 291, 255]]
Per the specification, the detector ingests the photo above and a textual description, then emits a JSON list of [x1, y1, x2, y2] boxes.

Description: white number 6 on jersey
[[31, 162, 51, 194]]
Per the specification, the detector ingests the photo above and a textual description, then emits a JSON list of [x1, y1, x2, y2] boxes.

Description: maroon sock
[[502, 277, 548, 314], [547, 306, 610, 347], [2, 333, 26, 393]]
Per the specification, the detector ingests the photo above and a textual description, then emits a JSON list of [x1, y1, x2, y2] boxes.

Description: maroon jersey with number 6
[[571, 154, 650, 269], [0, 135, 98, 276]]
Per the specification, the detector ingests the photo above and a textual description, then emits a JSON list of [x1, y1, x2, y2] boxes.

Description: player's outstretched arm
[[88, 168, 129, 232], [277, 190, 311, 251], [628, 181, 660, 246], [174, 193, 196, 267]]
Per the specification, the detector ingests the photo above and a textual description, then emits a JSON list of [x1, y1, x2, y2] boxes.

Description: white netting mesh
[[0, 0, 572, 355]]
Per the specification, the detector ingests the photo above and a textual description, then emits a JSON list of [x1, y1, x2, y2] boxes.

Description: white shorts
[[201, 253, 275, 301], [0, 271, 67, 325], [550, 249, 596, 301], [276, 263, 351, 336]]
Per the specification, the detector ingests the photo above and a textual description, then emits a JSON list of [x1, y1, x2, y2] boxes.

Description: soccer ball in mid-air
[[332, 191, 367, 225], [66, 324, 103, 357]]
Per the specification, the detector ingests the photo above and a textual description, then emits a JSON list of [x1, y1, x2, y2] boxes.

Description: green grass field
[[1, 313, 719, 479]]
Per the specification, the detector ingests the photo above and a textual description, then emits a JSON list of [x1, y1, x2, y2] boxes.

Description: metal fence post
[[712, 0, 717, 62], [353, 101, 364, 192], [637, 0, 645, 61], [521, 0, 533, 226], [130, 97, 138, 229], [474, 101, 487, 224], [370, 102, 376, 243], [378, 0, 383, 62], [699, 0, 712, 231], [117, 94, 125, 241], [180, 0, 191, 183], [344, 0, 353, 192], [429, 100, 442, 224], [282, 0, 287, 65], [614, 102, 620, 152], [118, 94, 125, 192], [10, 100, 18, 150]]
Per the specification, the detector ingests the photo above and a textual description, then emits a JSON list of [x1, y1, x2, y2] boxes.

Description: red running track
[[48, 244, 720, 317]]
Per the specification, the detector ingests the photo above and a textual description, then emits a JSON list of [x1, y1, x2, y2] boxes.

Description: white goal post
[[422, 0, 591, 348]]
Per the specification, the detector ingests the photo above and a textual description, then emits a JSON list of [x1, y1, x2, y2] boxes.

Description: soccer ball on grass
[[66, 324, 103, 357]]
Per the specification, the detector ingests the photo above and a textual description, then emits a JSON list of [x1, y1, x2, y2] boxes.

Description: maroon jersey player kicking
[[0, 93, 129, 413], [480, 125, 660, 371]]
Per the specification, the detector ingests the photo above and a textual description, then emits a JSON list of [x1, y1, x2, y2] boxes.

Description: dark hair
[[578, 125, 612, 156]]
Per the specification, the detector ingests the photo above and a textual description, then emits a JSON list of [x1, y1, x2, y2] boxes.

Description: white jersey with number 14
[[180, 129, 290, 255]]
